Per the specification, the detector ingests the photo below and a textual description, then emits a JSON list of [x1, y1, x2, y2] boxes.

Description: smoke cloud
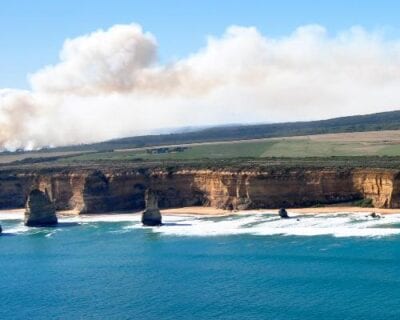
[[1, 23, 400, 150]]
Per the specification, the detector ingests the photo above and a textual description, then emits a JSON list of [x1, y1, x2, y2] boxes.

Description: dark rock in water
[[0, 224, 2, 234], [370, 212, 381, 219], [142, 189, 162, 226], [279, 208, 289, 219], [25, 189, 58, 227]]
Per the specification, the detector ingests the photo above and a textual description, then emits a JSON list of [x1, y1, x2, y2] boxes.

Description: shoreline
[[162, 206, 400, 216], [1, 206, 399, 219]]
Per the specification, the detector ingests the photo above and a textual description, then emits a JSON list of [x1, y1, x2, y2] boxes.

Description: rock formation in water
[[0, 224, 2, 234], [142, 189, 162, 226], [370, 212, 381, 219], [279, 208, 289, 219], [24, 189, 58, 227]]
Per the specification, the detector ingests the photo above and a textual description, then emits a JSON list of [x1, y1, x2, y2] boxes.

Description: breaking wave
[[129, 212, 400, 238], [2, 210, 400, 238]]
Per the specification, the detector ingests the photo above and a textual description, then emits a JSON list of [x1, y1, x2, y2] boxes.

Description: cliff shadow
[[81, 170, 111, 213]]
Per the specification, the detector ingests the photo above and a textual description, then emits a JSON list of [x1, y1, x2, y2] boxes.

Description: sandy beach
[[287, 206, 400, 215], [1, 206, 399, 219], [162, 206, 400, 216]]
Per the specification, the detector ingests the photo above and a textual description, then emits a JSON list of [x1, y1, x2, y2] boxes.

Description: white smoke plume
[[1, 23, 400, 150]]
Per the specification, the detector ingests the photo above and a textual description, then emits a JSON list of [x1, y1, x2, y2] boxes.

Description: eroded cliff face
[[0, 167, 399, 212], [352, 170, 397, 208], [192, 169, 361, 209]]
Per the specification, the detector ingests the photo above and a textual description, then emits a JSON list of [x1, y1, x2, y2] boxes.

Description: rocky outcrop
[[0, 224, 2, 234], [25, 189, 58, 227], [1, 167, 400, 213], [279, 208, 289, 219], [142, 189, 162, 226]]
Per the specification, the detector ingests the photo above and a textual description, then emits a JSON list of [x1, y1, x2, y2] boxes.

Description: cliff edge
[[0, 163, 399, 213]]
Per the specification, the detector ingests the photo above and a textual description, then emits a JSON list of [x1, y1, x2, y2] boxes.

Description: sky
[[3, 0, 400, 89], [2, 0, 400, 150]]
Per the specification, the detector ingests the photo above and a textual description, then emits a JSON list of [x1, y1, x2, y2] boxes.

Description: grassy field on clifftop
[[55, 131, 400, 163], [3, 130, 400, 165], [38, 110, 400, 152]]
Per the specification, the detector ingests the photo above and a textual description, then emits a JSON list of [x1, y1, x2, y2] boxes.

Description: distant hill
[[37, 109, 400, 152]]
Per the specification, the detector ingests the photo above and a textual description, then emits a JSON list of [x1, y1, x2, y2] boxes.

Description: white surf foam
[[61, 213, 143, 223], [5, 223, 30, 234], [2, 209, 400, 238], [130, 212, 400, 238], [4, 223, 61, 236]]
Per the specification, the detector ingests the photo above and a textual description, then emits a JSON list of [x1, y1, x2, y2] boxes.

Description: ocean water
[[1, 211, 400, 319]]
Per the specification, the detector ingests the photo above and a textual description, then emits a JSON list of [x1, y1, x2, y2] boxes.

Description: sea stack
[[0, 224, 2, 234], [24, 189, 58, 227], [142, 189, 162, 226], [279, 208, 289, 219]]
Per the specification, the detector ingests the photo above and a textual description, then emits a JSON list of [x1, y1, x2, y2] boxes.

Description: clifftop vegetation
[[31, 110, 400, 152]]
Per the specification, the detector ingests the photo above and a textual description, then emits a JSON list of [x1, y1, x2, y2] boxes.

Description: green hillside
[[47, 109, 400, 152]]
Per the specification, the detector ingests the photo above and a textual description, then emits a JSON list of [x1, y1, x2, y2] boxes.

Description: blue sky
[[2, 0, 400, 89]]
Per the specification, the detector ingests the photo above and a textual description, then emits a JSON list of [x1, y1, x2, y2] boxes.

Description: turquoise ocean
[[1, 211, 400, 319]]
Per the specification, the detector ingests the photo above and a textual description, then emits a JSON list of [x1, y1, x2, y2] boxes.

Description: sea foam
[[128, 212, 400, 238], [2, 210, 400, 238]]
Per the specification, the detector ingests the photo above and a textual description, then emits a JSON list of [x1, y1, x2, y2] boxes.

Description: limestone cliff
[[1, 166, 400, 213]]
